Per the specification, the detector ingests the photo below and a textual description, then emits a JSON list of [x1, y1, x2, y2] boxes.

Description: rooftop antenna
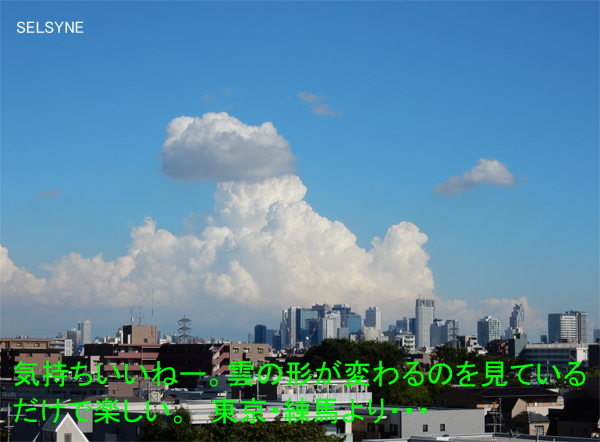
[[130, 307, 134, 325], [151, 290, 154, 327], [137, 307, 144, 326]]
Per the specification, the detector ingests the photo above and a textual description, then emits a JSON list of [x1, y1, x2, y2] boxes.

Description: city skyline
[[1, 2, 598, 343]]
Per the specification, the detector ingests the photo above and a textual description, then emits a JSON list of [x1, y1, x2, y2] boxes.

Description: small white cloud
[[223, 88, 234, 96], [159, 112, 296, 182], [35, 189, 60, 198], [201, 94, 215, 105], [297, 92, 341, 117], [312, 103, 339, 116], [297, 92, 323, 103], [434, 158, 517, 195]]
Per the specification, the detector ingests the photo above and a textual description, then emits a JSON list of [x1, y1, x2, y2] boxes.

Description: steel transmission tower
[[177, 315, 193, 344]]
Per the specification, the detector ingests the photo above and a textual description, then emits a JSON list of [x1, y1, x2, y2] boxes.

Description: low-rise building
[[0, 338, 61, 379], [523, 343, 588, 368]]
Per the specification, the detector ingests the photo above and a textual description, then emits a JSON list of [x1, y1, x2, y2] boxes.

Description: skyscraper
[[477, 316, 501, 347], [548, 311, 587, 343], [254, 324, 267, 344], [67, 328, 81, 354], [333, 304, 352, 327], [296, 308, 320, 344], [346, 313, 362, 334], [430, 319, 459, 348], [319, 311, 341, 342], [504, 304, 526, 339], [281, 307, 300, 348], [509, 303, 525, 331], [415, 299, 435, 348], [396, 317, 410, 333], [78, 320, 91, 345], [365, 307, 382, 331]]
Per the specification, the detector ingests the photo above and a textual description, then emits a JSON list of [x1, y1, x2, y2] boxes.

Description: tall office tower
[[346, 313, 362, 334], [318, 311, 341, 343], [429, 319, 444, 347], [296, 308, 320, 344], [415, 299, 435, 348], [430, 319, 459, 347], [409, 318, 416, 334], [266, 329, 277, 348], [594, 328, 600, 343], [477, 316, 501, 347], [254, 324, 267, 344], [575, 311, 587, 343], [78, 320, 91, 345], [333, 304, 352, 327], [396, 317, 411, 333], [281, 307, 300, 348], [365, 307, 382, 330], [548, 311, 587, 343], [509, 303, 525, 331], [272, 333, 282, 351], [67, 329, 81, 355]]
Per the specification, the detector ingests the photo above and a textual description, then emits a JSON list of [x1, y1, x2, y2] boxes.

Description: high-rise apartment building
[[594, 328, 600, 343], [548, 311, 587, 343], [78, 320, 91, 345], [477, 316, 501, 347], [415, 299, 435, 348], [365, 307, 382, 331]]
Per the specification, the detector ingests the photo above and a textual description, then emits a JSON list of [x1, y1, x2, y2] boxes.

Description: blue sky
[[2, 2, 598, 341]]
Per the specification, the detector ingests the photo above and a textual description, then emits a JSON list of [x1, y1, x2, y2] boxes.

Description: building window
[[233, 348, 239, 354], [367, 423, 375, 433], [258, 348, 264, 354], [423, 425, 428, 432], [144, 339, 148, 343], [440, 424, 446, 431], [65, 434, 72, 442], [16, 343, 21, 347], [390, 424, 398, 435], [27, 353, 33, 357], [243, 347, 250, 353], [35, 343, 40, 347], [136, 427, 141, 436]]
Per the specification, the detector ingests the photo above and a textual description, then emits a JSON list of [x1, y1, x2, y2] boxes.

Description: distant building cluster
[[246, 301, 595, 366]]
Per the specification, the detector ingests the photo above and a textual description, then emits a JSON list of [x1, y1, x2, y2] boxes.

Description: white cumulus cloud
[[1, 175, 435, 329], [159, 112, 296, 182], [434, 158, 517, 195]]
